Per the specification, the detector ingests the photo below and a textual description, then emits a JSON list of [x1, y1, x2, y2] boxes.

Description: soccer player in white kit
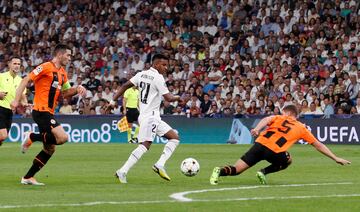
[[110, 54, 181, 183]]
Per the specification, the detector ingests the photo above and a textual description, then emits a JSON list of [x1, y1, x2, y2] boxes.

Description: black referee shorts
[[0, 106, 13, 132], [241, 142, 291, 167], [126, 107, 139, 123]]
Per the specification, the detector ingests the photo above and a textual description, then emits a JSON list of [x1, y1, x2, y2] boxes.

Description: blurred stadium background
[[0, 0, 359, 117]]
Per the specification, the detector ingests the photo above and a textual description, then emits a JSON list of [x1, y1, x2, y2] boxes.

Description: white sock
[[119, 144, 147, 174], [155, 139, 179, 167]]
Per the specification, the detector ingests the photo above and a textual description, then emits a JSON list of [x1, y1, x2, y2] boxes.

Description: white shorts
[[137, 116, 172, 143]]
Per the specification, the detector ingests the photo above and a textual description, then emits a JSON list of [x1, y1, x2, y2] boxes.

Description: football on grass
[[180, 158, 200, 177]]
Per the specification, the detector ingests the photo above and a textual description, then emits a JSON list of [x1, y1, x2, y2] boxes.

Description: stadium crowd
[[0, 0, 360, 118]]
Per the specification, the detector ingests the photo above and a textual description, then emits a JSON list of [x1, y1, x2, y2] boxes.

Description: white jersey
[[130, 67, 169, 118]]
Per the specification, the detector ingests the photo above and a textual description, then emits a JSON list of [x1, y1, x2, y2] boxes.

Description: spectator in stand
[[173, 106, 185, 116], [86, 71, 101, 93], [0, 0, 358, 117], [304, 102, 324, 115], [186, 95, 201, 109], [208, 65, 223, 87], [161, 101, 175, 115], [247, 101, 257, 115], [337, 92, 354, 114], [300, 100, 313, 115], [130, 54, 144, 72], [102, 70, 114, 84], [323, 97, 335, 118], [346, 75, 360, 103], [102, 86, 114, 103], [206, 102, 220, 118], [59, 99, 72, 115], [189, 101, 201, 118], [356, 98, 360, 114], [200, 93, 212, 116]]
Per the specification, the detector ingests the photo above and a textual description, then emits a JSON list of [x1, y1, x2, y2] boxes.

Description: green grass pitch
[[0, 142, 359, 211]]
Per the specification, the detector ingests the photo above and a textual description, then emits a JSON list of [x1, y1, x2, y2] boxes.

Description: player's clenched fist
[[251, 129, 259, 137], [76, 85, 86, 97], [10, 100, 19, 111]]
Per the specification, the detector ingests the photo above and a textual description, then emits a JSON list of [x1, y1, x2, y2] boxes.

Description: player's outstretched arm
[[62, 81, 86, 98], [251, 115, 274, 136], [312, 141, 351, 165], [11, 75, 31, 110], [163, 93, 180, 102], [110, 81, 134, 105]]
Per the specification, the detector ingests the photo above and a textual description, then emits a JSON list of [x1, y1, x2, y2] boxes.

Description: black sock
[[262, 164, 282, 175], [220, 165, 238, 176], [44, 132, 57, 145], [29, 133, 57, 144], [24, 150, 52, 179], [30, 133, 43, 142]]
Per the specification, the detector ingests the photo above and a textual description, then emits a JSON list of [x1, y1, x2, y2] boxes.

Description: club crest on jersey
[[33, 66, 43, 75]]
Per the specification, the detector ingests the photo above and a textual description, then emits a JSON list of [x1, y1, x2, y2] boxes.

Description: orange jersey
[[256, 115, 317, 153], [29, 62, 68, 114]]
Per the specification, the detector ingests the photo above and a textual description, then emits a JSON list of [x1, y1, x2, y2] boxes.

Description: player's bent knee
[[286, 155, 292, 166], [56, 134, 68, 145], [286, 159, 292, 168], [164, 130, 179, 140], [280, 161, 291, 170], [171, 132, 180, 140], [235, 159, 250, 174], [142, 141, 152, 150], [44, 145, 56, 155]]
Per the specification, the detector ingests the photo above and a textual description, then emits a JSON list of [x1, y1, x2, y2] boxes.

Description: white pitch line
[[193, 193, 360, 202], [0, 193, 360, 209], [0, 182, 357, 209], [169, 182, 353, 202], [0, 200, 178, 209], [1, 193, 360, 209]]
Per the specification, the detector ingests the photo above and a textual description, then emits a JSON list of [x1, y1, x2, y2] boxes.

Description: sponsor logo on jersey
[[33, 66, 43, 75]]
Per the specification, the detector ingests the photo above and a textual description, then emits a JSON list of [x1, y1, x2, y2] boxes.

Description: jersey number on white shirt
[[139, 81, 151, 104]]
